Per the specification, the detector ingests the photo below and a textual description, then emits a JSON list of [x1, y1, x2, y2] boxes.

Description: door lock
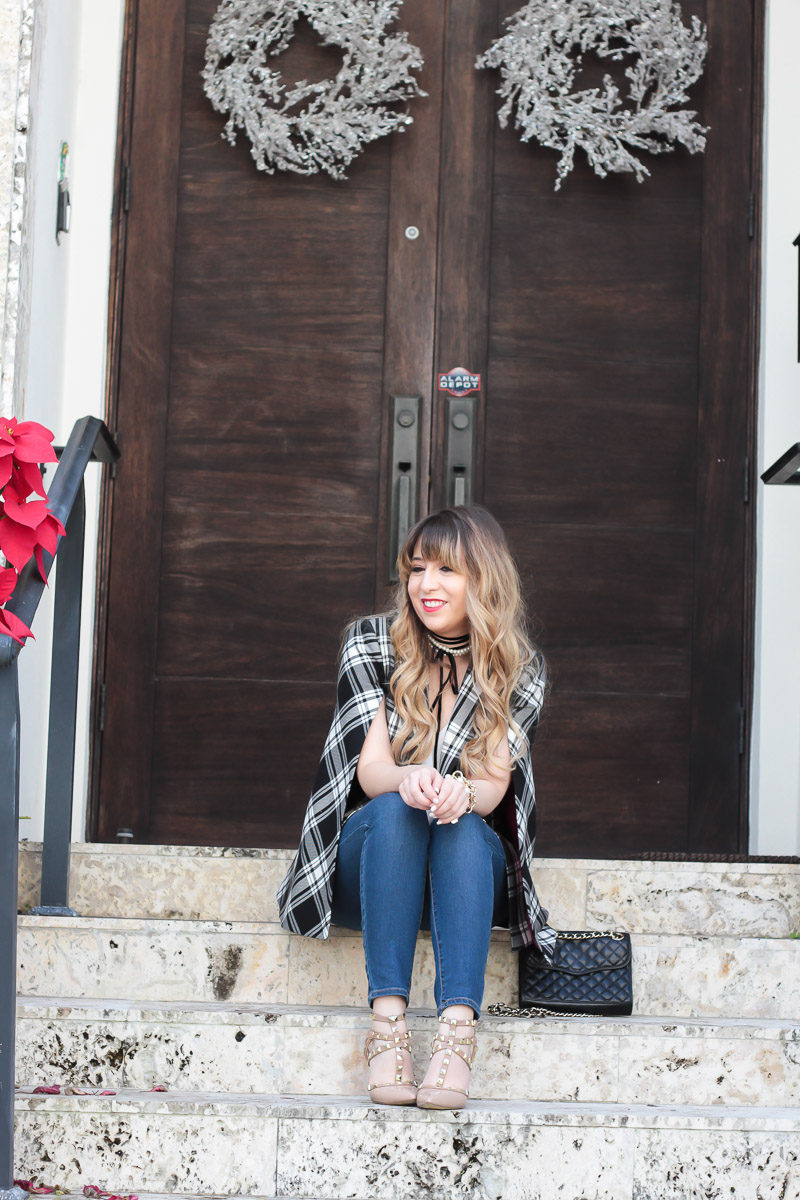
[[388, 395, 421, 581], [445, 396, 475, 507]]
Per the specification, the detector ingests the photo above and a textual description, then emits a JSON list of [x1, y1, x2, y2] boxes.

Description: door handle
[[445, 396, 475, 508], [388, 395, 420, 581]]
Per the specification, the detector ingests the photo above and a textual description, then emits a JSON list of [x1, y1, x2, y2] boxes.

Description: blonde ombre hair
[[389, 505, 543, 778]]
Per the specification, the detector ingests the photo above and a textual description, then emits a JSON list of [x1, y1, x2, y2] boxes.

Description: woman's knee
[[432, 811, 488, 850], [368, 791, 428, 837]]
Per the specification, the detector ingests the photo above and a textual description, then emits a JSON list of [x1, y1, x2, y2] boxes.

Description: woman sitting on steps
[[277, 504, 555, 1109]]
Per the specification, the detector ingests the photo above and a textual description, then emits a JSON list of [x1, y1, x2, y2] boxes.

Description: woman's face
[[407, 541, 470, 638]]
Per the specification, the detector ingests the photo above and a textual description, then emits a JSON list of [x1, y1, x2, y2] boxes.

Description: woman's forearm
[[358, 756, 510, 815], [469, 776, 508, 818], [357, 759, 420, 800]]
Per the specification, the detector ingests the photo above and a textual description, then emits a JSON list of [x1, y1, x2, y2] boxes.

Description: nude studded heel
[[363, 1012, 418, 1106], [416, 1016, 477, 1111]]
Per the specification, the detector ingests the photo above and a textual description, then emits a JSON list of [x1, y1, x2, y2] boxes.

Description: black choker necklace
[[427, 631, 471, 657], [427, 631, 471, 766]]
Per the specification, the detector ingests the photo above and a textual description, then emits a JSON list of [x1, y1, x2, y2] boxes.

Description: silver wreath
[[477, 0, 708, 190], [203, 0, 425, 181]]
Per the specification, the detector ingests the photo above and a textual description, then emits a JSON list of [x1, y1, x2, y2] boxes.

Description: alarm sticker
[[438, 367, 481, 397]]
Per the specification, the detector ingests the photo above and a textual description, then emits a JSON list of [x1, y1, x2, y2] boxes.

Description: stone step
[[18, 842, 800, 938], [16, 914, 800, 1019], [14, 1089, 800, 1199], [15, 997, 800, 1108]]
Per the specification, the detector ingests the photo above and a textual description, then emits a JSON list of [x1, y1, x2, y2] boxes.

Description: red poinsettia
[[0, 417, 64, 643]]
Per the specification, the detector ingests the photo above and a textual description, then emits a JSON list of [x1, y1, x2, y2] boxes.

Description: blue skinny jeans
[[330, 791, 508, 1017]]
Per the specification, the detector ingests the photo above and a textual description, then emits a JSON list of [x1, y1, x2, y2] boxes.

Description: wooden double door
[[93, 0, 761, 855]]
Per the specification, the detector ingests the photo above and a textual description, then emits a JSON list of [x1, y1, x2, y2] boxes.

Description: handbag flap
[[543, 933, 631, 975]]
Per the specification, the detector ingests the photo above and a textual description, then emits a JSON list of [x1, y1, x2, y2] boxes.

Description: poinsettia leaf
[[14, 420, 55, 443], [0, 517, 38, 570], [11, 421, 57, 464], [0, 417, 18, 444], [36, 513, 66, 555], [0, 566, 18, 604], [12, 440, 58, 464], [1, 490, 50, 529], [0, 457, 12, 490], [0, 607, 34, 644], [36, 524, 57, 557], [34, 544, 48, 582], [13, 459, 47, 498]]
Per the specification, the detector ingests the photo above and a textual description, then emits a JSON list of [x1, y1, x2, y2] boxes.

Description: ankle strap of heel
[[364, 1013, 414, 1087], [430, 1016, 477, 1078]]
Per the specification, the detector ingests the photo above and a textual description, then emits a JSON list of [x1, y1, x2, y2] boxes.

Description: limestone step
[[14, 1089, 800, 1199], [16, 914, 800, 1019], [15, 997, 800, 1108], [17, 842, 800, 938]]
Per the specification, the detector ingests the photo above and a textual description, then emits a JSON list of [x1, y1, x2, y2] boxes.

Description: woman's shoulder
[[340, 612, 396, 662]]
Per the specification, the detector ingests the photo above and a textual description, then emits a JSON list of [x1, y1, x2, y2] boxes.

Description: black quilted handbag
[[489, 931, 632, 1018]]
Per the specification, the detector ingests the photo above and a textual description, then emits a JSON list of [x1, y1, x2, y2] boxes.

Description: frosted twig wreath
[[203, 0, 425, 180], [477, 0, 708, 190]]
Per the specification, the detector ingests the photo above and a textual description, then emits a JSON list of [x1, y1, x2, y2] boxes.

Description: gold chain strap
[[556, 930, 625, 941], [485, 1002, 593, 1019], [486, 930, 626, 1020]]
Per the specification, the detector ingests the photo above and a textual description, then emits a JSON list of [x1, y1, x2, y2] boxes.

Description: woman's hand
[[429, 773, 471, 824], [398, 766, 443, 810]]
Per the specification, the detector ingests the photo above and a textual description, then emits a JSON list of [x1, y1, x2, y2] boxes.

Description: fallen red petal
[[83, 1188, 139, 1200]]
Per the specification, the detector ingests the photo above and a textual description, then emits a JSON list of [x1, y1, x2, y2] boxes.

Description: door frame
[[89, 0, 764, 852]]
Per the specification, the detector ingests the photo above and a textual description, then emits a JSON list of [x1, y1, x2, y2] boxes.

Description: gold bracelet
[[451, 770, 477, 813]]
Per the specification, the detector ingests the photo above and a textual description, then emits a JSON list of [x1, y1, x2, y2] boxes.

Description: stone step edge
[[16, 913, 799, 946], [18, 840, 800, 875], [16, 995, 800, 1037], [13, 1088, 800, 1130]]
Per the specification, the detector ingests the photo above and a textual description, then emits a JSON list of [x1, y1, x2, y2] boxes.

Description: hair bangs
[[400, 512, 463, 574]]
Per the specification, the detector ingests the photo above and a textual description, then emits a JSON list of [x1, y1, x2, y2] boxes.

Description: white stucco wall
[[750, 0, 800, 855], [2, 0, 798, 851], [4, 0, 124, 840]]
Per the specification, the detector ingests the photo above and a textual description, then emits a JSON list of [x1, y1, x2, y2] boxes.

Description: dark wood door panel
[[171, 187, 390, 353], [488, 189, 701, 366], [534, 693, 690, 856], [501, 523, 693, 693], [166, 346, 384, 516], [484, 357, 697, 529], [507, 526, 694, 639], [158, 510, 376, 679], [148, 679, 335, 846]]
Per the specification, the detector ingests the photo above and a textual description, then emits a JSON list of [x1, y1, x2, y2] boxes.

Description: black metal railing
[[0, 416, 119, 1196]]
